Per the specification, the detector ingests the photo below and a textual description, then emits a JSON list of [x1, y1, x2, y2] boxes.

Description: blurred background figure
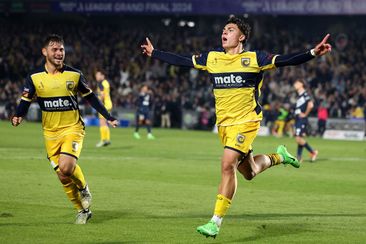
[[317, 100, 328, 137], [134, 85, 155, 139], [95, 69, 113, 147]]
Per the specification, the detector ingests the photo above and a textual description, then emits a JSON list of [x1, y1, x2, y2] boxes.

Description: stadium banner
[[323, 130, 365, 141], [48, 0, 366, 15]]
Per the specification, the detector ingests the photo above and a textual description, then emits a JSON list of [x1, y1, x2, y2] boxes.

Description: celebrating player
[[95, 69, 113, 147], [11, 34, 118, 224], [141, 16, 331, 238], [293, 79, 318, 162], [134, 85, 155, 140]]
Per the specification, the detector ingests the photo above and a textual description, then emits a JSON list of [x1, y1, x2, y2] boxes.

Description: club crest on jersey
[[241, 58, 250, 67], [72, 141, 79, 152], [66, 81, 75, 91], [236, 133, 245, 144]]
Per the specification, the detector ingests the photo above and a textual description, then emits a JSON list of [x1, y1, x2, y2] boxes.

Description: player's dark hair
[[295, 79, 307, 88], [95, 68, 106, 75], [226, 16, 251, 45], [43, 34, 64, 47]]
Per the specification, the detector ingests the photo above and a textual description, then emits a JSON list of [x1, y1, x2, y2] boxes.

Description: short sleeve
[[255, 50, 278, 71], [21, 75, 36, 102], [192, 52, 209, 71], [77, 73, 93, 97]]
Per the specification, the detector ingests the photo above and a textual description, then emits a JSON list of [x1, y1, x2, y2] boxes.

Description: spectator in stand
[[317, 100, 329, 136]]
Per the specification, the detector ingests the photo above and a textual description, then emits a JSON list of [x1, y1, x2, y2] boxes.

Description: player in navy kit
[[134, 85, 155, 139], [293, 79, 318, 162]]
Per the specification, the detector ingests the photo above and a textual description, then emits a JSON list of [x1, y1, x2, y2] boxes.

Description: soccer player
[[95, 69, 113, 147], [11, 34, 118, 224], [134, 84, 155, 139], [141, 16, 331, 238], [293, 79, 318, 162]]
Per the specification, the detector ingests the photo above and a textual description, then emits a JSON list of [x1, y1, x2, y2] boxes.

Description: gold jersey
[[97, 79, 112, 110], [192, 49, 277, 126], [21, 64, 93, 134]]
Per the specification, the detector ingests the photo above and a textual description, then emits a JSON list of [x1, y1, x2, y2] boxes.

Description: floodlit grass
[[0, 121, 365, 243]]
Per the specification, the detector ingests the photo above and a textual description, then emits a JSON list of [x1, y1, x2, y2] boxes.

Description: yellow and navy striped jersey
[[192, 49, 277, 126], [21, 64, 92, 133], [97, 79, 112, 110]]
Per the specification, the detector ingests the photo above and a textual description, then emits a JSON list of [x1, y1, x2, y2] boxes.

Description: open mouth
[[222, 37, 228, 42]]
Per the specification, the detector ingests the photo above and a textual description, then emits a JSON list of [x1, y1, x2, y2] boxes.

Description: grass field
[[0, 121, 365, 243]]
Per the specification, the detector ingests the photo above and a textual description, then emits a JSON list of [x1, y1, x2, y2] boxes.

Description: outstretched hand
[[11, 116, 23, 127], [314, 34, 332, 56], [141, 37, 154, 57], [108, 119, 119, 128]]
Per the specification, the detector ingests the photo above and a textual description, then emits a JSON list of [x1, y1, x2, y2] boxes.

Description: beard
[[48, 57, 64, 69]]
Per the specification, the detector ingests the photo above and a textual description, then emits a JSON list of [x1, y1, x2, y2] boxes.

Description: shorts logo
[[66, 81, 75, 91], [72, 141, 79, 152], [241, 58, 250, 67], [236, 133, 245, 144]]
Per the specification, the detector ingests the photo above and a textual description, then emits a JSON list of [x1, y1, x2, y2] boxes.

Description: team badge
[[72, 141, 79, 152], [66, 81, 75, 91], [241, 58, 250, 67], [236, 133, 245, 144]]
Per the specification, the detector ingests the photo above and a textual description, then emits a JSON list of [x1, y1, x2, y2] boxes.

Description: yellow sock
[[267, 153, 282, 166], [100, 126, 110, 141], [105, 126, 110, 141], [100, 126, 106, 141], [214, 194, 232, 217], [62, 182, 83, 211], [69, 164, 86, 190]]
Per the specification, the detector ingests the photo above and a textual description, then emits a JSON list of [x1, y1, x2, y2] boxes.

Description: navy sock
[[147, 124, 152, 133], [303, 143, 314, 153], [297, 145, 304, 159]]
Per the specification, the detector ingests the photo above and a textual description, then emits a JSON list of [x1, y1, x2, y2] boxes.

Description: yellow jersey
[[21, 64, 93, 134], [97, 79, 112, 110], [192, 49, 277, 126]]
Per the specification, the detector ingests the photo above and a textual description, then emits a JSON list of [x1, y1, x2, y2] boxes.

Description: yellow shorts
[[44, 127, 85, 169], [218, 121, 260, 155]]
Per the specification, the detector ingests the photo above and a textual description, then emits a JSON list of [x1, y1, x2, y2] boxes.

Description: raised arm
[[275, 34, 332, 67], [141, 37, 194, 67]]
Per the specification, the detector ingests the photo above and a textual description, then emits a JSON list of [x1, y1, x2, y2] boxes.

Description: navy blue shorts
[[136, 108, 151, 121], [295, 119, 308, 137]]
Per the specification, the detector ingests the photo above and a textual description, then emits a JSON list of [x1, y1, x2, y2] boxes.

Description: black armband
[[152, 50, 194, 67], [84, 93, 114, 121], [15, 100, 31, 117], [275, 50, 315, 67]]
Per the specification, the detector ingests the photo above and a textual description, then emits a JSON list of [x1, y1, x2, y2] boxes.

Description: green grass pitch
[[0, 121, 365, 243]]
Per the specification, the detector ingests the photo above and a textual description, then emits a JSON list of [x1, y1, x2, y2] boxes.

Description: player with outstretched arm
[[141, 16, 331, 238]]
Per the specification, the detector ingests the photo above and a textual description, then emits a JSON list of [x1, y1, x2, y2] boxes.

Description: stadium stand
[[0, 15, 365, 130]]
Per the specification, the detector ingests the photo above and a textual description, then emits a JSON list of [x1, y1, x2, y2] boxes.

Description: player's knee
[[58, 162, 74, 176], [243, 172, 256, 181], [221, 160, 236, 175]]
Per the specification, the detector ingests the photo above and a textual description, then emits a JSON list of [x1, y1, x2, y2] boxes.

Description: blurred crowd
[[0, 15, 365, 128]]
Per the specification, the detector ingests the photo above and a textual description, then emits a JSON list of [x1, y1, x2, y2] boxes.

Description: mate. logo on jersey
[[241, 58, 250, 67], [211, 72, 259, 89], [66, 81, 75, 91], [38, 96, 77, 111]]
